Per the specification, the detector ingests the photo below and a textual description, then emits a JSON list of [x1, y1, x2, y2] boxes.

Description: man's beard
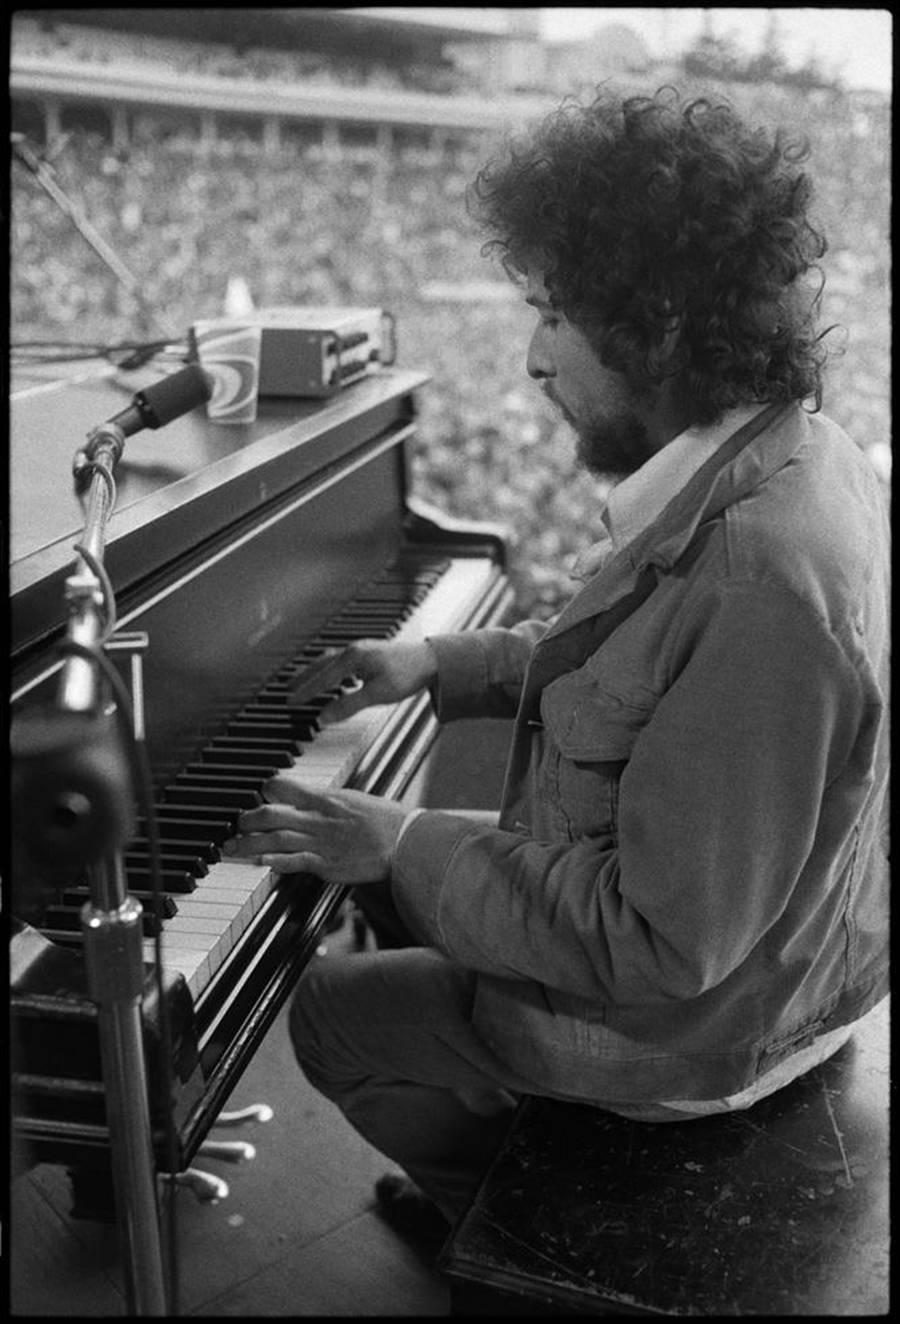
[[574, 412, 655, 480], [542, 381, 661, 484]]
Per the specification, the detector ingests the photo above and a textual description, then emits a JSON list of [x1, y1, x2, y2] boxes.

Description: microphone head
[[135, 363, 212, 428]]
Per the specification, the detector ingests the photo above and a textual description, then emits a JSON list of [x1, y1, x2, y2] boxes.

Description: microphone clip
[[73, 421, 126, 497]]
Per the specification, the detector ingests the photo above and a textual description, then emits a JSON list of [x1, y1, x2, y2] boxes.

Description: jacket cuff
[[390, 808, 479, 945], [425, 632, 491, 722]]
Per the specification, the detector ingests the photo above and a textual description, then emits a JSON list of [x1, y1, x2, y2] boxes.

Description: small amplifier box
[[251, 306, 396, 398]]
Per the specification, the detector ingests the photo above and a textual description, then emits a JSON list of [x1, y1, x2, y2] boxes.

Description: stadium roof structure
[[34, 7, 541, 49], [316, 8, 542, 40]]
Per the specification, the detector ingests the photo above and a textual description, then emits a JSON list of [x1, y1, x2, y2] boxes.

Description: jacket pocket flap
[[541, 673, 653, 760]]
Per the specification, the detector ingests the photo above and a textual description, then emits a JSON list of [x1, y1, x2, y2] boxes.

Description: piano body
[[9, 357, 515, 1211]]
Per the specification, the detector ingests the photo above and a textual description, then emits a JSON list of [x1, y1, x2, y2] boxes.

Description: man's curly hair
[[468, 86, 831, 425]]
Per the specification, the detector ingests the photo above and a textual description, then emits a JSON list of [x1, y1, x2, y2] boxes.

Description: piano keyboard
[[43, 552, 504, 1003]]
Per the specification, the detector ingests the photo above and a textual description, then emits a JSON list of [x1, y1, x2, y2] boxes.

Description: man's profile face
[[523, 266, 659, 481]]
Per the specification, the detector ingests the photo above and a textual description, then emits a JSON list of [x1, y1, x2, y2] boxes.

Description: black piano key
[[176, 768, 269, 787], [147, 805, 237, 826], [235, 704, 296, 719], [237, 706, 317, 734], [170, 774, 267, 800], [124, 850, 209, 877], [253, 695, 323, 720], [134, 820, 229, 852], [171, 778, 267, 805], [239, 710, 318, 735], [62, 887, 179, 919], [128, 834, 222, 863], [226, 720, 305, 742], [162, 784, 263, 810], [234, 715, 317, 740], [333, 609, 400, 622], [329, 614, 406, 628], [191, 758, 279, 776], [125, 867, 199, 894], [209, 736, 299, 760], [336, 601, 412, 613], [320, 627, 394, 641], [134, 893, 180, 919]]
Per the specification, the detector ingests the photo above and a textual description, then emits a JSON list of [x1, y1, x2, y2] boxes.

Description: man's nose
[[526, 326, 553, 380]]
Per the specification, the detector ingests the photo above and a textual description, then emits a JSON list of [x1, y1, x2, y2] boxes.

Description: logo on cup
[[193, 323, 262, 424]]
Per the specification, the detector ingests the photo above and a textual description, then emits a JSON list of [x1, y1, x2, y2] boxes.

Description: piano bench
[[438, 998, 889, 1317]]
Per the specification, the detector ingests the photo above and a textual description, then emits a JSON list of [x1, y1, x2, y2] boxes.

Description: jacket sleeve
[[426, 618, 552, 721], [394, 582, 870, 1003]]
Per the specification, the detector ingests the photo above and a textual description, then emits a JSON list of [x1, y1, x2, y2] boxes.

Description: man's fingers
[[264, 851, 326, 877], [317, 685, 378, 726], [286, 648, 359, 706], [234, 828, 315, 855], [260, 777, 332, 809]]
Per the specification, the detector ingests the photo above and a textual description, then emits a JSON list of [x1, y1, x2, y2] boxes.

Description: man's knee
[[288, 954, 380, 1102], [288, 959, 330, 1079]]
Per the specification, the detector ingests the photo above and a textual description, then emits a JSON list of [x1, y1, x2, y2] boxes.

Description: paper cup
[[193, 321, 262, 424]]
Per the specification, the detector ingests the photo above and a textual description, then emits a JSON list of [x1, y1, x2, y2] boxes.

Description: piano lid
[[10, 358, 430, 659]]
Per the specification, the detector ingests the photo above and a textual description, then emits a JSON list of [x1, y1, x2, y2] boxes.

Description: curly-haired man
[[225, 88, 890, 1257]]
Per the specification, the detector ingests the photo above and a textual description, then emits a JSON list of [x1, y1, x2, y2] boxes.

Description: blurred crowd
[[11, 76, 890, 618]]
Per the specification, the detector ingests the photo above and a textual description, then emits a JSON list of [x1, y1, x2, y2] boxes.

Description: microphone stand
[[29, 418, 169, 1314]]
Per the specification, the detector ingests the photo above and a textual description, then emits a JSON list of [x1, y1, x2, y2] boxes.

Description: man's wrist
[[392, 808, 426, 865], [421, 638, 439, 684]]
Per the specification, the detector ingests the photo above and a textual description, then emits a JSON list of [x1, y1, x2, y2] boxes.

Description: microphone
[[96, 362, 212, 439], [74, 363, 213, 488]]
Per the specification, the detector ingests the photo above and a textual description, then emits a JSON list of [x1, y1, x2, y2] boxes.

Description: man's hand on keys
[[223, 782, 409, 882], [287, 639, 438, 725]]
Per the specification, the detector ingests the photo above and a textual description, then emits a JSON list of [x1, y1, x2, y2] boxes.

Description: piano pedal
[[162, 1104, 273, 1203], [214, 1103, 274, 1127], [167, 1167, 230, 1204], [197, 1140, 256, 1162]]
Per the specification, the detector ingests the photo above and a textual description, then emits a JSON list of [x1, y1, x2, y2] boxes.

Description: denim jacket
[[391, 403, 890, 1103]]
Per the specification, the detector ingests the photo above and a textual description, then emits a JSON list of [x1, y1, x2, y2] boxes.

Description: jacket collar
[[542, 400, 804, 642]]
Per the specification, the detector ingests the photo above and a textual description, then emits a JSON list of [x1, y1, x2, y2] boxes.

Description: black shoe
[[373, 1173, 451, 1264]]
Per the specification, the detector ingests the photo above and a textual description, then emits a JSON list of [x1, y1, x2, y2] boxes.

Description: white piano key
[[166, 916, 232, 936], [171, 900, 244, 922], [147, 937, 212, 994]]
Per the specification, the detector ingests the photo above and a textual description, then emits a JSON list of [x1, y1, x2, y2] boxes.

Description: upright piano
[[9, 357, 514, 1210]]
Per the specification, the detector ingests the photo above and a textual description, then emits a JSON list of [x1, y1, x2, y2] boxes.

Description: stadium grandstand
[[9, 8, 575, 156]]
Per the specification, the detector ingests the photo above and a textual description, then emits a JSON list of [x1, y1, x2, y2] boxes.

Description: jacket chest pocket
[[539, 675, 654, 842]]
